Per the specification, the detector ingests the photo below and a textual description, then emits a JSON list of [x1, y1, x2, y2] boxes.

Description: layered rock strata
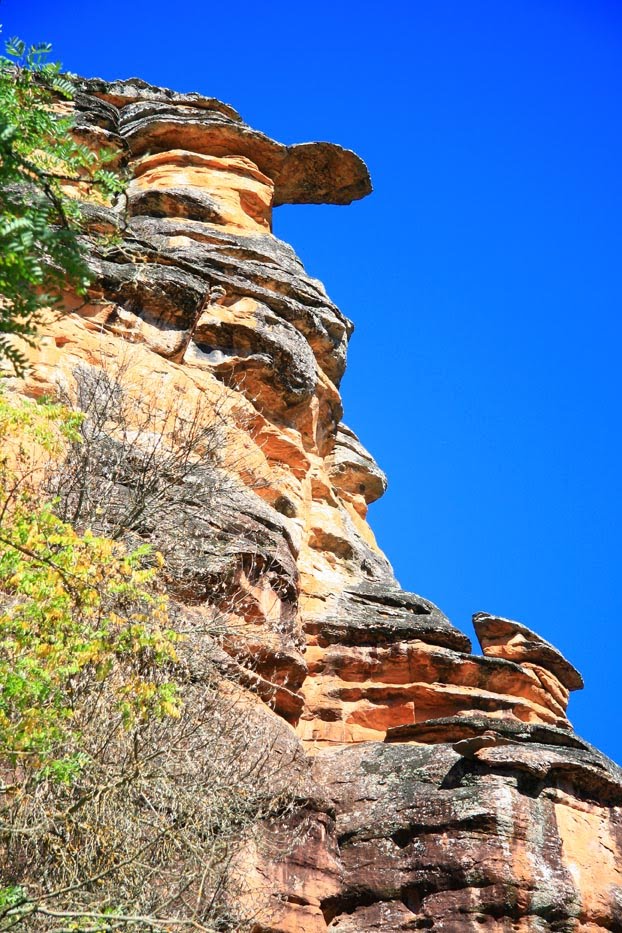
[[14, 77, 622, 931]]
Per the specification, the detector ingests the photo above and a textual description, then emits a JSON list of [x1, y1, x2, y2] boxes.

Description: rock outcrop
[[14, 77, 622, 931]]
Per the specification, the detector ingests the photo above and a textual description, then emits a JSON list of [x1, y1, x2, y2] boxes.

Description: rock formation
[[13, 77, 622, 931]]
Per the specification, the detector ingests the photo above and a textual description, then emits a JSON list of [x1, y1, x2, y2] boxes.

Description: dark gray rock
[[307, 739, 622, 930], [73, 75, 241, 120], [386, 715, 590, 749], [305, 583, 472, 653], [127, 184, 225, 224]]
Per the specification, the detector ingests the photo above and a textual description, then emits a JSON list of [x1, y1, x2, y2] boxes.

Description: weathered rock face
[[15, 77, 622, 930]]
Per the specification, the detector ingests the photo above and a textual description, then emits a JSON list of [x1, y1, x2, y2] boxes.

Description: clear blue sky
[[4, 0, 621, 762]]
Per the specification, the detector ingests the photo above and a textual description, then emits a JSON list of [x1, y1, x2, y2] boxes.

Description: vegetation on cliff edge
[[0, 34, 121, 374], [0, 386, 294, 932]]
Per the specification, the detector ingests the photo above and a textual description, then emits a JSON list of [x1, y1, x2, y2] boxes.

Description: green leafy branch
[[0, 34, 125, 374]]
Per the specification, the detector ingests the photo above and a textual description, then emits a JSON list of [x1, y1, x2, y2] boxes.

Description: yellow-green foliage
[[0, 390, 180, 781]]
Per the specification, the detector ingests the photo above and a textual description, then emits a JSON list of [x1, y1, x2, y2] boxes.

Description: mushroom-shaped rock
[[473, 612, 584, 692], [77, 76, 372, 207], [119, 104, 371, 205]]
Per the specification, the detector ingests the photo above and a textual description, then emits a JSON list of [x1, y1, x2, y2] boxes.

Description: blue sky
[[4, 0, 622, 762]]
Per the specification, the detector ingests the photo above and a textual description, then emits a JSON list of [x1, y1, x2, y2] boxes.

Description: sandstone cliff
[[12, 78, 622, 931]]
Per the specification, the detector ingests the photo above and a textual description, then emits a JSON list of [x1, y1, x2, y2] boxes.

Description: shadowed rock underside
[[12, 77, 622, 932]]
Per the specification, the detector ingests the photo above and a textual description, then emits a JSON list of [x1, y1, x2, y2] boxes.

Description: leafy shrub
[[0, 391, 298, 932], [0, 389, 179, 773]]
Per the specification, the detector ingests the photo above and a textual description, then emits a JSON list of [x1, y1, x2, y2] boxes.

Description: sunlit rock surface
[[16, 77, 622, 931]]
